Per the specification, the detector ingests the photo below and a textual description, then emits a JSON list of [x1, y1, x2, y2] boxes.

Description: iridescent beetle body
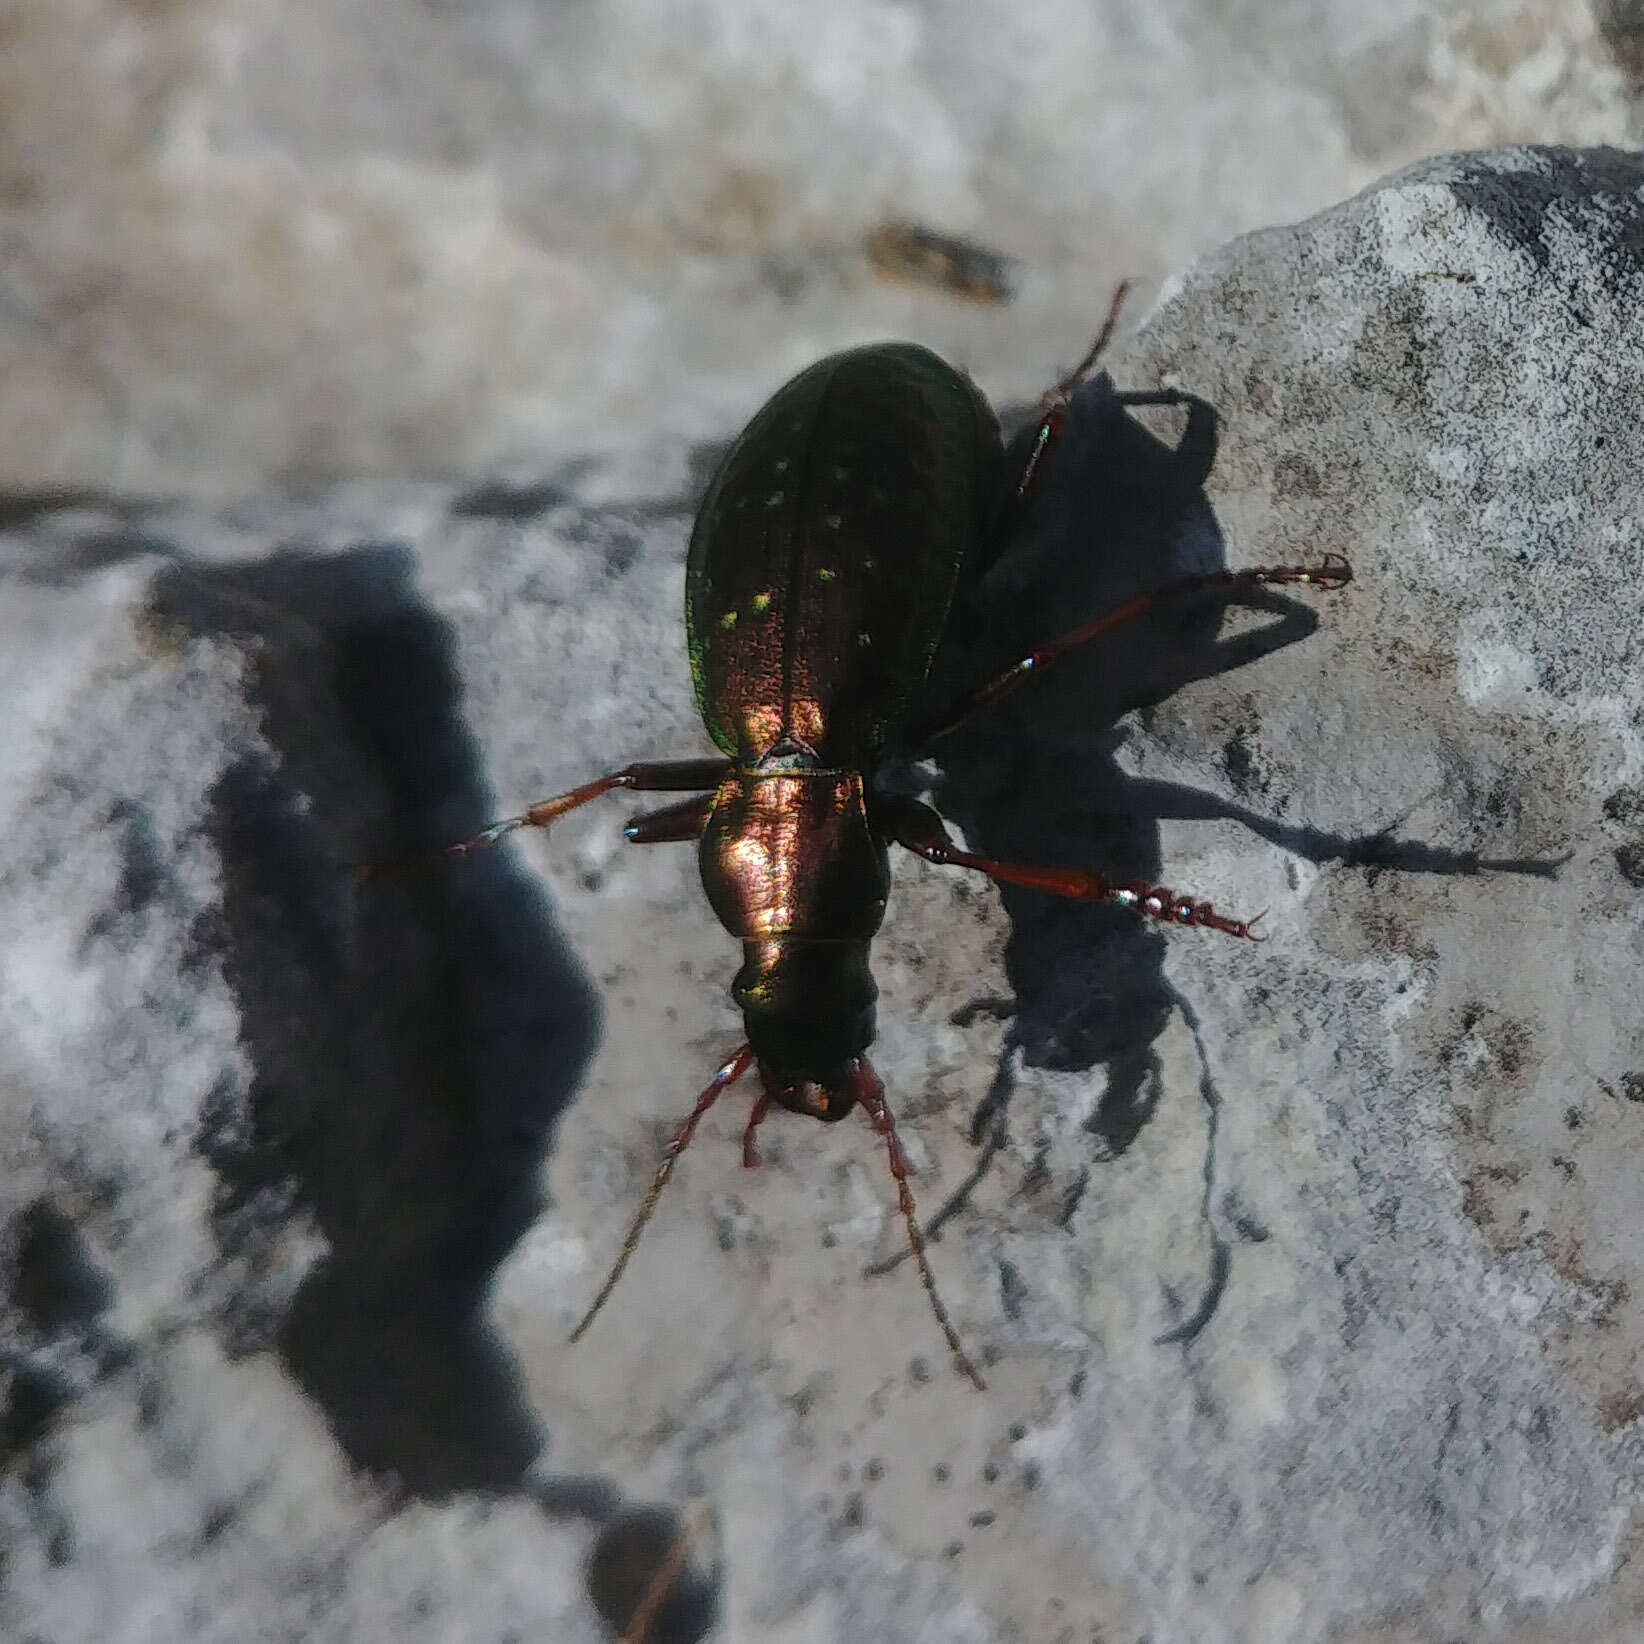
[[387, 297, 1351, 1386], [690, 344, 1001, 1110]]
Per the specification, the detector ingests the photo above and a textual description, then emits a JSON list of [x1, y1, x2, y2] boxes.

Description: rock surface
[[2, 1, 1641, 498], [3, 145, 1644, 1643]]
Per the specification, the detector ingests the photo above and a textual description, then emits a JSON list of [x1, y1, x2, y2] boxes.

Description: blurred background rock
[[2, 0, 1641, 500]]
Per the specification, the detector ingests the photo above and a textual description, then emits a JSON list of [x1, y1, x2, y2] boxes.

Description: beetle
[[389, 291, 1350, 1387]]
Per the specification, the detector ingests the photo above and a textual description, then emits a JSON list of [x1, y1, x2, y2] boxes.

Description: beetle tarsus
[[880, 797, 1264, 943]]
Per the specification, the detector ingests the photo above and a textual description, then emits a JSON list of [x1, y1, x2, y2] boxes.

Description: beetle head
[[733, 939, 875, 1114], [757, 1064, 856, 1122]]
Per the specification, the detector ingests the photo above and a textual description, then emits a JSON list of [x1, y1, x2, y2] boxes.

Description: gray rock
[[2, 145, 1642, 1643]]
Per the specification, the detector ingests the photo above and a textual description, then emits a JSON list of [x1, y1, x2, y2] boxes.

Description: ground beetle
[[392, 290, 1350, 1387]]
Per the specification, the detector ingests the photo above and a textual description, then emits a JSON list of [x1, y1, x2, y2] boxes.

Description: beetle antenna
[[619, 1500, 715, 1644], [853, 1060, 987, 1391], [569, 1045, 755, 1344]]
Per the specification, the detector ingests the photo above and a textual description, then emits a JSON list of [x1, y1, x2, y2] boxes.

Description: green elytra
[[686, 343, 1001, 765]]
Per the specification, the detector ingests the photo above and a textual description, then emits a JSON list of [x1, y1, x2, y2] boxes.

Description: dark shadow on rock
[[889, 372, 1553, 1335], [587, 1504, 720, 1644], [11, 1200, 115, 1336], [0, 1196, 123, 1467], [152, 545, 601, 1495], [905, 379, 1310, 1143], [913, 372, 1554, 1115], [1445, 147, 1644, 288]]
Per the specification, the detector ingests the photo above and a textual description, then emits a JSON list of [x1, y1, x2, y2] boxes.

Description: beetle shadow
[[151, 545, 602, 1494], [907, 382, 1312, 1163], [891, 375, 1555, 1335]]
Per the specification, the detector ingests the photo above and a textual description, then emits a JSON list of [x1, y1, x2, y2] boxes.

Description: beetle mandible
[[391, 290, 1350, 1388]]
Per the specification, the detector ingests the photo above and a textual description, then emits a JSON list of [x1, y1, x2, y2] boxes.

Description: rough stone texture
[[1, 1, 1641, 498], [2, 145, 1644, 1642]]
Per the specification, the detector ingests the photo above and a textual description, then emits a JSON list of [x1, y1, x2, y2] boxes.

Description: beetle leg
[[623, 792, 716, 845], [358, 757, 730, 880], [568, 1044, 755, 1344], [908, 556, 1352, 748], [1009, 279, 1134, 507], [1049, 279, 1134, 399], [741, 1091, 773, 1168], [878, 794, 1267, 941], [850, 1059, 987, 1391]]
